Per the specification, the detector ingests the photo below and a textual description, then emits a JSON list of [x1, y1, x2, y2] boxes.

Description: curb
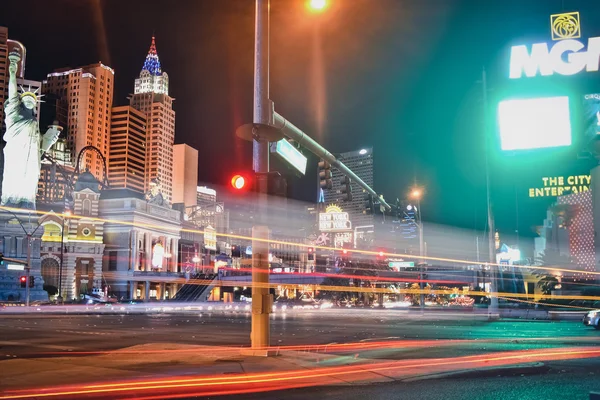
[[400, 362, 547, 382]]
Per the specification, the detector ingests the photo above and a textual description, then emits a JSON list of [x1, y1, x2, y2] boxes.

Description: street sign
[[6, 264, 24, 271], [388, 261, 415, 269], [271, 139, 307, 175]]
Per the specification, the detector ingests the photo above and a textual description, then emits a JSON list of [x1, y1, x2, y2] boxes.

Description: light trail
[[3, 205, 598, 278], [2, 347, 600, 399]]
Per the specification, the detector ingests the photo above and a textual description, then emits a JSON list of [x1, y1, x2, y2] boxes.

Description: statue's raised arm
[[7, 50, 19, 102]]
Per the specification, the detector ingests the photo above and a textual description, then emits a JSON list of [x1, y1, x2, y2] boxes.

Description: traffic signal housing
[[307, 247, 315, 261], [340, 176, 352, 202], [363, 191, 374, 215], [29, 276, 35, 288], [0, 252, 3, 265], [20, 276, 27, 288], [318, 160, 332, 190]]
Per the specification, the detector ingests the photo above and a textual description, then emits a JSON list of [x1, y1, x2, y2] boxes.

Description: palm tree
[[533, 249, 570, 295], [536, 275, 559, 295]]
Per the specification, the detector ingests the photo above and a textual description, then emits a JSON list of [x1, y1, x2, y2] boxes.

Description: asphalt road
[[213, 358, 600, 400], [1, 309, 600, 399], [0, 309, 598, 358]]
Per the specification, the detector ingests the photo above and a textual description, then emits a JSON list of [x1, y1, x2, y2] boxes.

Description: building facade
[[172, 144, 198, 209], [108, 106, 147, 193], [100, 191, 182, 300], [42, 62, 115, 179], [130, 36, 175, 203], [39, 172, 105, 300]]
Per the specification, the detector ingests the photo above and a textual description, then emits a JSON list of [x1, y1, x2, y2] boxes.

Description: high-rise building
[[37, 138, 75, 206], [130, 36, 175, 203], [42, 62, 115, 179], [0, 27, 8, 129], [323, 147, 374, 229], [108, 106, 147, 193], [172, 144, 198, 209]]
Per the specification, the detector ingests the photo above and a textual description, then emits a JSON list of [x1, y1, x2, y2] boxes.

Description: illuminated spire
[[141, 35, 162, 76]]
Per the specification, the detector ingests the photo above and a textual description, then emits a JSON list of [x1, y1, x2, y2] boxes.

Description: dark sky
[[2, 0, 600, 240]]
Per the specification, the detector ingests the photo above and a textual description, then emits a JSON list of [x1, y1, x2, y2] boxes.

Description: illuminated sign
[[551, 12, 581, 41], [388, 261, 415, 270], [152, 243, 164, 269], [583, 93, 600, 141], [509, 11, 600, 79], [271, 139, 307, 175], [498, 97, 572, 151], [333, 232, 353, 248], [204, 225, 217, 251], [528, 175, 590, 197], [319, 205, 352, 232], [496, 246, 521, 266]]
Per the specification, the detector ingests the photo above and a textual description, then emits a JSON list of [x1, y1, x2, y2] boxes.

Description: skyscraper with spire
[[130, 35, 175, 202]]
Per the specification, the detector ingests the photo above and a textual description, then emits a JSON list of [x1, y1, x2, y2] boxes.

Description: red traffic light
[[231, 174, 246, 190], [308, 247, 314, 253], [378, 251, 384, 257], [342, 249, 348, 255], [20, 276, 27, 282]]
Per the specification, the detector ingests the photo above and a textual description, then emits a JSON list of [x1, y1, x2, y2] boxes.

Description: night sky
[[2, 0, 600, 243]]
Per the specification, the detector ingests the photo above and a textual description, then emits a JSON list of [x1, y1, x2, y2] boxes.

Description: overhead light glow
[[359, 149, 368, 155], [308, 0, 327, 11]]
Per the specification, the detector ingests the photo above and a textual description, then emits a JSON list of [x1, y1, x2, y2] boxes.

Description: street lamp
[[58, 210, 71, 301], [308, 0, 328, 12], [410, 188, 425, 313]]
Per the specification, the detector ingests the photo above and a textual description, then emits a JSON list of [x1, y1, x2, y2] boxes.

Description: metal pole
[[418, 199, 424, 313], [273, 112, 392, 211], [482, 68, 498, 313], [25, 234, 32, 307], [59, 215, 65, 300], [249, 0, 272, 355]]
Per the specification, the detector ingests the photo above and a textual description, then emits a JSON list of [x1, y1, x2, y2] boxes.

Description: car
[[583, 309, 600, 330]]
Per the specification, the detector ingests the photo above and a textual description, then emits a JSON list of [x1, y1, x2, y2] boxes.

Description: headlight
[[589, 311, 597, 317]]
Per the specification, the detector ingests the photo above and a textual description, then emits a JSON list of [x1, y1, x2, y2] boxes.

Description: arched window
[[82, 199, 92, 216], [41, 258, 60, 288]]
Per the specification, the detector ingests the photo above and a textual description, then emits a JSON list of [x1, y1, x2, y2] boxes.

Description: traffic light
[[20, 276, 27, 288], [307, 247, 315, 261], [231, 174, 246, 190], [231, 245, 241, 258], [340, 176, 352, 202], [0, 252, 3, 265], [318, 160, 332, 190], [29, 276, 35, 288], [363, 191, 374, 215]]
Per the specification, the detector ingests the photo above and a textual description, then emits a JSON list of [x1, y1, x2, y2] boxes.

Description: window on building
[[82, 199, 92, 216]]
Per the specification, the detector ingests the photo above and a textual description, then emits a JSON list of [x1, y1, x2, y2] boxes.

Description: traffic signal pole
[[25, 234, 32, 307], [241, 0, 392, 353], [249, 0, 272, 355]]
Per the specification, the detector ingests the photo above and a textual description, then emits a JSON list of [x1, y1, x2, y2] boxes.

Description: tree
[[533, 249, 569, 295], [536, 275, 559, 295]]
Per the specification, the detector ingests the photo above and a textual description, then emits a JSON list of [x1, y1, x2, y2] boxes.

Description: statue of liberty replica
[[1, 49, 61, 210]]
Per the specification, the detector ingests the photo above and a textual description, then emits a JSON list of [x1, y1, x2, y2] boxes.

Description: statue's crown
[[18, 85, 44, 103]]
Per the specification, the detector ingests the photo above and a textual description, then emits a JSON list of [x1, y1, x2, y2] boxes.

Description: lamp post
[[58, 210, 71, 301], [410, 188, 425, 313]]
